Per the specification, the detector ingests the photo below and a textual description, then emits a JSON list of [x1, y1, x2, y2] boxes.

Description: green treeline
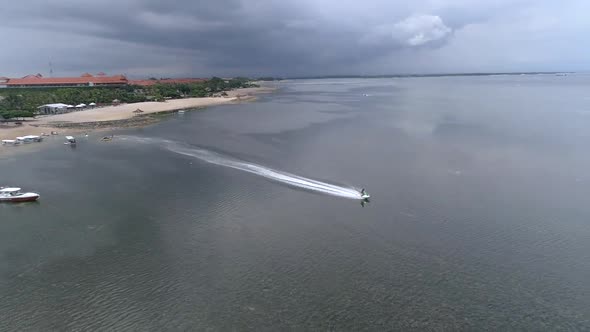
[[0, 77, 256, 120]]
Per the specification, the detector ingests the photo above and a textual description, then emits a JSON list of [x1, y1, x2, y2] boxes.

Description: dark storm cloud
[[0, 0, 588, 76]]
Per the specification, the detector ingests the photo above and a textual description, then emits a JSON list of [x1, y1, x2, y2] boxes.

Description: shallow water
[[1, 75, 590, 330]]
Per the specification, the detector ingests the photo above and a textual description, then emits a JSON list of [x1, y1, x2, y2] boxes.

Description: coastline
[[0, 86, 274, 154]]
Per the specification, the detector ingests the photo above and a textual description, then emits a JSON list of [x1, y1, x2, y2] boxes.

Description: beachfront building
[[6, 73, 128, 88], [37, 103, 73, 115], [2, 74, 207, 88]]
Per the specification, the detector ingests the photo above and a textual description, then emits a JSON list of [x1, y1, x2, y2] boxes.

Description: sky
[[0, 0, 589, 78]]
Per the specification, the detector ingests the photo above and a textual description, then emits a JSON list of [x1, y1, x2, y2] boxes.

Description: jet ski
[[360, 188, 371, 200], [360, 189, 371, 207]]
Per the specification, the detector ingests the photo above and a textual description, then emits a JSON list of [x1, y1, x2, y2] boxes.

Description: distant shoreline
[[0, 86, 275, 155], [287, 71, 575, 80]]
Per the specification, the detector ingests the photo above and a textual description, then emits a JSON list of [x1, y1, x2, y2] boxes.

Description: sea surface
[[1, 75, 590, 330]]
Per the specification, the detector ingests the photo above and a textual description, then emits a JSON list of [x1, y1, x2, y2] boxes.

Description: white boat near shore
[[0, 187, 40, 203], [16, 135, 42, 143], [65, 136, 76, 145], [2, 139, 19, 145]]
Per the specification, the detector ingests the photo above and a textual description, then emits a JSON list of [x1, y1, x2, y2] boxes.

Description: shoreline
[[0, 87, 274, 154]]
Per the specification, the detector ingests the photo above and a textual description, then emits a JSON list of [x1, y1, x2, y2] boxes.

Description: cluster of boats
[[2, 133, 79, 147], [2, 134, 44, 145], [0, 187, 40, 203]]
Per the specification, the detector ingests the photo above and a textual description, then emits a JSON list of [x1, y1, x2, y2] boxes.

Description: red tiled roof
[[129, 78, 207, 86], [7, 75, 128, 86]]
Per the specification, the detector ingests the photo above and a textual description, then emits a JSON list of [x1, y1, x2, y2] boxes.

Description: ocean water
[[1, 75, 590, 330]]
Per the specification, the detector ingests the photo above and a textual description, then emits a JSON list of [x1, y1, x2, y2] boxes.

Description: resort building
[[0, 73, 207, 88], [5, 73, 128, 88]]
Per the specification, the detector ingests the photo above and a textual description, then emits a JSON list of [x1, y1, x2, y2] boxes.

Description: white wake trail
[[121, 136, 363, 200], [166, 144, 363, 199]]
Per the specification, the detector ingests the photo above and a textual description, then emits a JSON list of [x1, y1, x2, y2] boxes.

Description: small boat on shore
[[2, 139, 20, 145], [0, 187, 40, 203]]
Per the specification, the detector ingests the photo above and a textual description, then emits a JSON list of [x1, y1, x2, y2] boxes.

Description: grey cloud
[[394, 15, 452, 46], [360, 15, 452, 48], [0, 0, 588, 76]]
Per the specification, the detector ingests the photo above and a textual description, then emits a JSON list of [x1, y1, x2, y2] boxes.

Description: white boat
[[24, 135, 42, 142], [178, 110, 186, 114], [0, 187, 40, 203], [2, 139, 19, 145], [65, 136, 76, 144], [16, 135, 42, 143]]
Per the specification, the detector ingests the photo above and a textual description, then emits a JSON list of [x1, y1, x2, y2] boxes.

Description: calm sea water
[[1, 76, 590, 330]]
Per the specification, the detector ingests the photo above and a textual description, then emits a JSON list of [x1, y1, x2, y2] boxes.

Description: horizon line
[[284, 71, 577, 80]]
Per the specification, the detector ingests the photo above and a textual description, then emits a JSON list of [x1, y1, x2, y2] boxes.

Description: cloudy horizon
[[1, 0, 589, 78]]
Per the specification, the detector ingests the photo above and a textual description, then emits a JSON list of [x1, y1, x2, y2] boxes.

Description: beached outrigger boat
[[0, 187, 40, 202]]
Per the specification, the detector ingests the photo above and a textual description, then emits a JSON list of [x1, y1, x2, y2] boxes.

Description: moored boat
[[0, 187, 40, 202], [16, 135, 42, 143], [65, 136, 76, 145], [24, 135, 43, 142], [2, 139, 20, 145]]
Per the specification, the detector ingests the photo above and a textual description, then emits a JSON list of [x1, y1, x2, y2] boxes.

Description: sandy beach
[[0, 87, 273, 151]]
